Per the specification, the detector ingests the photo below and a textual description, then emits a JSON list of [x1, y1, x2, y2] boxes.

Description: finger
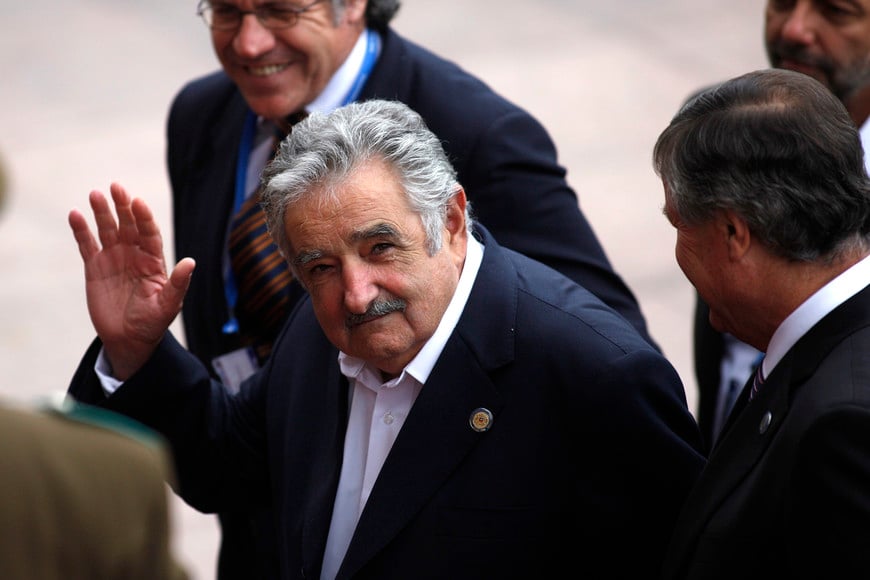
[[130, 196, 164, 261], [68, 208, 101, 262], [89, 189, 120, 250], [110, 183, 139, 246]]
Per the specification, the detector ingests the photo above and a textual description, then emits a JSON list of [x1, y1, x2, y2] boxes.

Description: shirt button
[[383, 411, 395, 425]]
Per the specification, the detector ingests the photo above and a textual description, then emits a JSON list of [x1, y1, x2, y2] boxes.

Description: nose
[[232, 13, 276, 58], [342, 264, 380, 315], [779, 2, 816, 45]]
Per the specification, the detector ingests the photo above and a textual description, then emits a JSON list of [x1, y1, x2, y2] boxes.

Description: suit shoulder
[[504, 247, 656, 352], [376, 29, 531, 127], [0, 403, 186, 580], [169, 69, 238, 119], [0, 400, 173, 479], [46, 398, 164, 449]]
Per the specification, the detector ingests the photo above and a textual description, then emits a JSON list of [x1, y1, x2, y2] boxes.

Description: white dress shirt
[[859, 117, 870, 177], [712, 335, 761, 439]]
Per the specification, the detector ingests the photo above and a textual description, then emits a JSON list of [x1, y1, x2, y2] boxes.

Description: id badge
[[212, 347, 260, 394]]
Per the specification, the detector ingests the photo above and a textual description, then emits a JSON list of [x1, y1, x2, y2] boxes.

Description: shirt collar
[[339, 235, 485, 385], [307, 28, 371, 115], [764, 253, 870, 376], [859, 117, 870, 177]]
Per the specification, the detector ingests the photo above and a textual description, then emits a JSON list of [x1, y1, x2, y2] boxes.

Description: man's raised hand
[[68, 183, 195, 380]]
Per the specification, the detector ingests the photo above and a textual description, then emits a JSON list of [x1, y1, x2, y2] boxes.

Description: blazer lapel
[[300, 358, 351, 574], [663, 361, 790, 577], [178, 92, 249, 350], [359, 29, 412, 103], [192, 91, 247, 243]]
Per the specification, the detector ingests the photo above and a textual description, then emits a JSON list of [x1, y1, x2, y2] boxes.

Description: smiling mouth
[[248, 63, 290, 77]]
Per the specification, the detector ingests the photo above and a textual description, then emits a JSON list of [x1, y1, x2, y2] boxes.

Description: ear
[[342, 0, 367, 24], [721, 209, 752, 261], [444, 187, 469, 242]]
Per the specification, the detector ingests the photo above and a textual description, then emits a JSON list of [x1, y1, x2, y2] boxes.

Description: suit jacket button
[[759, 411, 772, 434], [469, 408, 493, 432]]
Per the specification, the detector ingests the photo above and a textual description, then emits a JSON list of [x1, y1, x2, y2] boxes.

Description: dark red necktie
[[748, 362, 765, 401]]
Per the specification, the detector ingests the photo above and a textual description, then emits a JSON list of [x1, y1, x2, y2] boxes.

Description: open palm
[[68, 183, 195, 379]]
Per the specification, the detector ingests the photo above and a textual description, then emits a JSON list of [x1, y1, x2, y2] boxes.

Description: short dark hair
[[328, 1, 399, 31], [654, 68, 870, 262], [361, 0, 400, 31]]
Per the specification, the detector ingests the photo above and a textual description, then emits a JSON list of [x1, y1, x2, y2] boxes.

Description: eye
[[769, 0, 796, 11], [260, 3, 302, 24], [211, 2, 240, 15], [307, 263, 334, 276], [370, 242, 395, 255], [823, 1, 861, 19]]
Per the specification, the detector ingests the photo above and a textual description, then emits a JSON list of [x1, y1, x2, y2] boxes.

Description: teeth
[[249, 63, 288, 76]]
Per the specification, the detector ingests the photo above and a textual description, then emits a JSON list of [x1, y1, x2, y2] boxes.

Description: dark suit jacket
[[0, 402, 188, 580], [69, 227, 704, 579], [664, 284, 870, 579], [167, 27, 656, 373]]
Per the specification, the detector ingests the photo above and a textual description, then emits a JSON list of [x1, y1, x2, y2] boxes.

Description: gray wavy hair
[[260, 99, 471, 269]]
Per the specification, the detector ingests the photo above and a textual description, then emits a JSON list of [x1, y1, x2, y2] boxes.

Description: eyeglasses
[[197, 0, 329, 31]]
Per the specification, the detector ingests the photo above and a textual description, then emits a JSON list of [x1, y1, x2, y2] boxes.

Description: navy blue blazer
[[665, 284, 870, 579], [69, 227, 703, 579], [167, 27, 656, 374]]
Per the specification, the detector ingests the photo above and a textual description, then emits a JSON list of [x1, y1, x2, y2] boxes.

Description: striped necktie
[[748, 362, 765, 401], [227, 112, 306, 362]]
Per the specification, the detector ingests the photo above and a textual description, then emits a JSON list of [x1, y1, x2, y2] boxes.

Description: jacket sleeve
[[67, 332, 271, 513]]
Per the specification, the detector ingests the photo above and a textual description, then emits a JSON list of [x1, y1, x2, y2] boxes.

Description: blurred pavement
[[0, 0, 766, 577]]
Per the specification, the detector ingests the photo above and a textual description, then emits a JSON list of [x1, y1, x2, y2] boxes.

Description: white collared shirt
[[762, 253, 870, 379], [306, 28, 372, 115], [712, 334, 761, 438], [859, 117, 870, 177], [319, 235, 484, 580]]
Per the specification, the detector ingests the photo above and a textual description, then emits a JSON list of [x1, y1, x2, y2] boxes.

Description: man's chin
[[707, 310, 726, 334], [239, 90, 305, 124], [778, 60, 830, 87]]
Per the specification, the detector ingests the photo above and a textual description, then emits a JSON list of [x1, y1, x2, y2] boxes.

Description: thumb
[[161, 258, 196, 314]]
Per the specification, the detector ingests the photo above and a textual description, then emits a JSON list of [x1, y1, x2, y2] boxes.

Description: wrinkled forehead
[[284, 159, 413, 234]]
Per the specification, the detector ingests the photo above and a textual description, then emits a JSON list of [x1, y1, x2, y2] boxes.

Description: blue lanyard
[[343, 28, 380, 105], [222, 29, 381, 335], [221, 110, 258, 334]]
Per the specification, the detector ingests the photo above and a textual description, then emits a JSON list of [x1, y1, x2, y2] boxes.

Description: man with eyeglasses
[[170, 1, 659, 577]]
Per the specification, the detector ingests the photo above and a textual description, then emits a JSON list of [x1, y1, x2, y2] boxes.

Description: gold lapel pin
[[469, 408, 493, 432]]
